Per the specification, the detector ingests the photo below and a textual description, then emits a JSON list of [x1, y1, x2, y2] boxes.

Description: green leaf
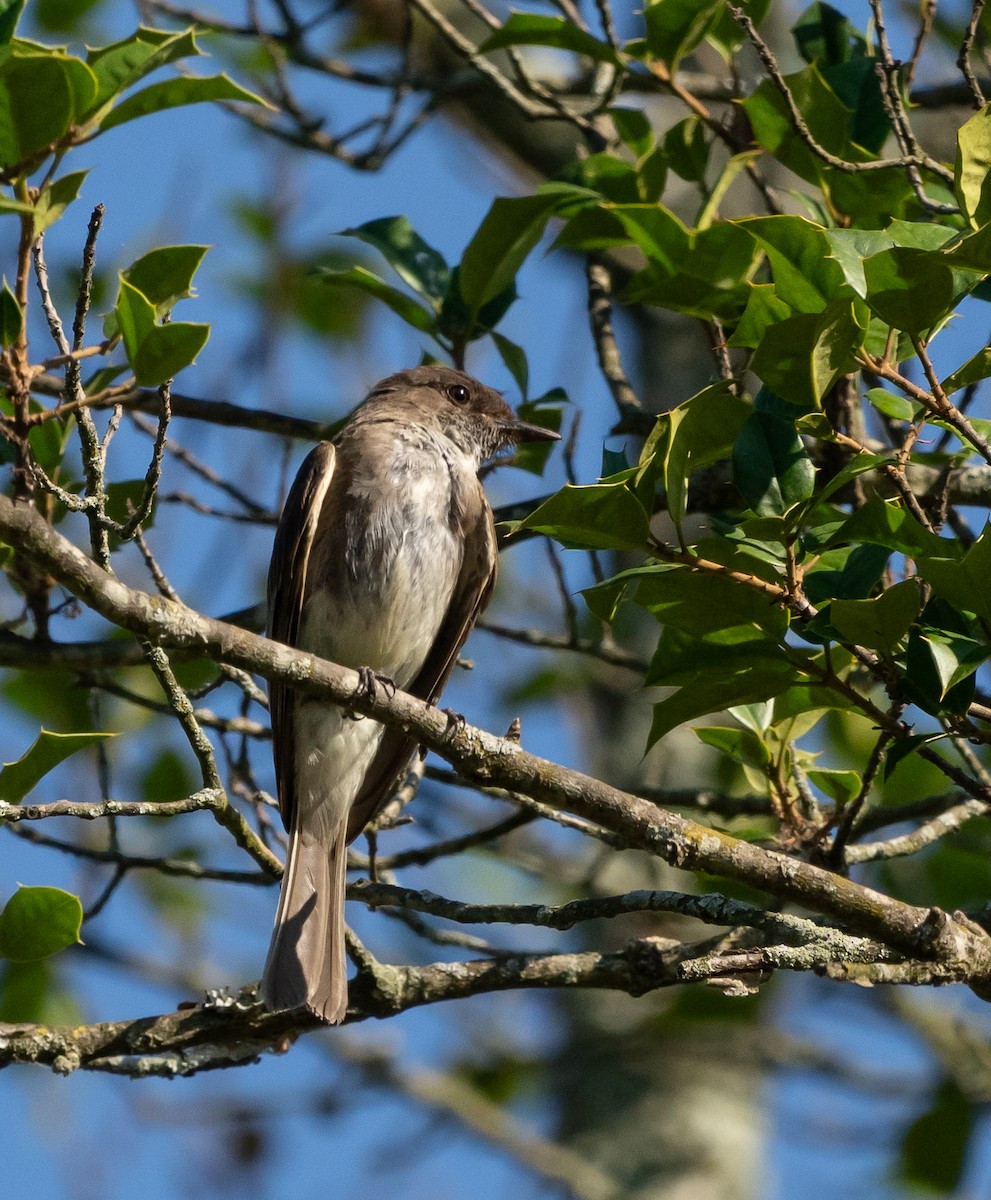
[[920, 529, 991, 620], [490, 331, 529, 397], [458, 194, 561, 317], [0, 48, 97, 167], [32, 169, 87, 236], [806, 767, 862, 807], [0, 728, 116, 802], [342, 216, 450, 306], [727, 285, 791, 349], [122, 244, 209, 314], [750, 298, 863, 409], [0, 886, 82, 961], [517, 482, 650, 551], [85, 26, 201, 111], [830, 580, 922, 652], [611, 107, 654, 157], [694, 725, 772, 771], [478, 13, 622, 64], [643, 0, 721, 69], [98, 73, 268, 132], [621, 214, 760, 320], [905, 627, 982, 713], [832, 494, 951, 559], [647, 641, 797, 745], [733, 410, 816, 517], [864, 386, 919, 422], [312, 266, 436, 334], [115, 277, 156, 364], [664, 116, 709, 182], [941, 348, 991, 397], [824, 227, 893, 296], [862, 246, 955, 335], [804, 542, 892, 605], [793, 2, 867, 66], [743, 215, 847, 313], [883, 732, 945, 782], [133, 321, 210, 386], [0, 277, 21, 348], [0, 0, 24, 45], [651, 383, 751, 533], [594, 562, 788, 639], [743, 65, 870, 186], [955, 104, 991, 228], [0, 190, 34, 216]]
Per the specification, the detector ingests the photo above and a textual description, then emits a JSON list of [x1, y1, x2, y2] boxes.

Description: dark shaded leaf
[[733, 410, 816, 517], [0, 278, 21, 348]]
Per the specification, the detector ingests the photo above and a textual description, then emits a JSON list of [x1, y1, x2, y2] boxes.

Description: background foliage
[[4, 0, 991, 1196]]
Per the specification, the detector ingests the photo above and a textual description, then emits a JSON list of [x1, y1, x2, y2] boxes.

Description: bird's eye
[[446, 384, 470, 405]]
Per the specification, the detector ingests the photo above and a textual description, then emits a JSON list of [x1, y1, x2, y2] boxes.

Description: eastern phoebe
[[261, 366, 559, 1022]]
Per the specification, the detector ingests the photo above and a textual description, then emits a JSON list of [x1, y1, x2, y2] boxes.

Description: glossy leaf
[[750, 298, 863, 408], [518, 482, 650, 551], [648, 643, 797, 746], [793, 2, 867, 66], [830, 580, 921, 652], [0, 887, 83, 962], [122, 244, 209, 314], [744, 216, 847, 313], [643, 0, 721, 69], [458, 195, 560, 316], [98, 73, 267, 132], [132, 321, 210, 387], [342, 216, 450, 306], [85, 26, 200, 111], [312, 266, 436, 334], [0, 729, 116, 803], [0, 48, 97, 168], [491, 331, 529, 397], [591, 562, 788, 639], [919, 530, 991, 620], [611, 107, 653, 157], [479, 13, 621, 64], [652, 383, 751, 533], [862, 246, 955, 334], [833, 495, 951, 560], [733, 410, 816, 516]]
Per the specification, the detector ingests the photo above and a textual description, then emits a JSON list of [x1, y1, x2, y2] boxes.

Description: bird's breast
[[299, 433, 472, 685]]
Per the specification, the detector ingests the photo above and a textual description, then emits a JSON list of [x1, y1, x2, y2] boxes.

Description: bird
[[261, 365, 559, 1022]]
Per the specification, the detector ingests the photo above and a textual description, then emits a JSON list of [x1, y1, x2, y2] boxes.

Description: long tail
[[261, 817, 349, 1024]]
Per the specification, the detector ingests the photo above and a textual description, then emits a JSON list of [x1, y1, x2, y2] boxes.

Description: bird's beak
[[501, 418, 561, 444]]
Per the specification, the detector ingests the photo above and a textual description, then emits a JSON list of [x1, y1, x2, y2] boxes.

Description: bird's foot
[[441, 707, 466, 740], [345, 666, 397, 720]]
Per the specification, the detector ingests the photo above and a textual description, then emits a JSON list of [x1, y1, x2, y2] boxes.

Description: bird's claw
[[441, 707, 466, 740], [345, 667, 397, 720]]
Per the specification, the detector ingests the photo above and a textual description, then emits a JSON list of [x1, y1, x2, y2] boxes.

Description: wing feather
[[267, 441, 336, 831]]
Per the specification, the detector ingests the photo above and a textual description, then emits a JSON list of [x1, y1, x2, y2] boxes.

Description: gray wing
[[345, 499, 498, 842], [267, 441, 336, 832]]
